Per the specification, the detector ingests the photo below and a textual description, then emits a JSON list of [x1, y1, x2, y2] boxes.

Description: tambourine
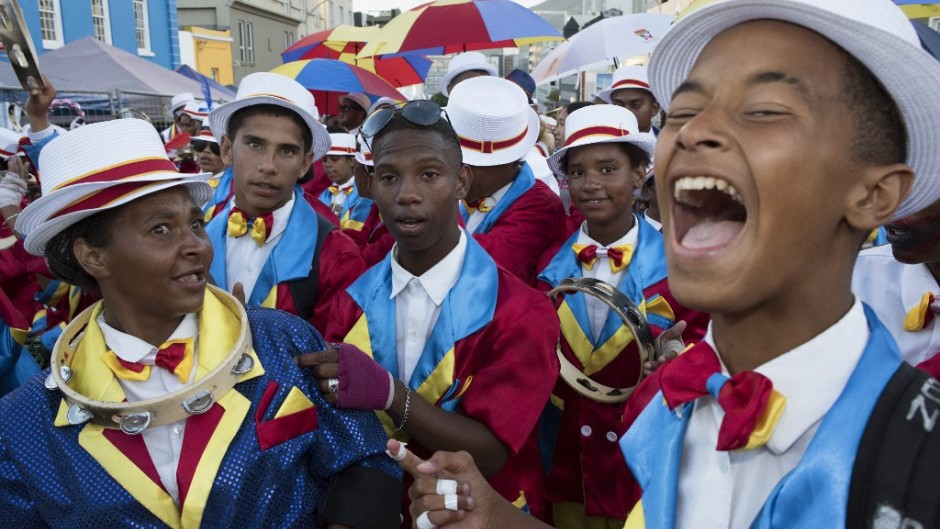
[[45, 285, 255, 435], [0, 0, 45, 92], [547, 277, 657, 404]]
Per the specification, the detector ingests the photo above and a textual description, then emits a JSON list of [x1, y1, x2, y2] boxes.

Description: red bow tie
[[659, 342, 786, 451], [106, 339, 195, 384], [228, 207, 274, 246], [464, 197, 494, 214], [573, 243, 633, 273], [905, 292, 940, 332]]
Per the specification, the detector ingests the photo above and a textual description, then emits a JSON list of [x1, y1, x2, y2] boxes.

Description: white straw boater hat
[[194, 127, 218, 144], [355, 140, 373, 167], [180, 101, 208, 122], [648, 0, 940, 220], [596, 65, 654, 104], [208, 72, 331, 162], [446, 76, 541, 167], [0, 127, 21, 159], [440, 52, 498, 97], [326, 132, 357, 156], [548, 104, 656, 177], [18, 119, 212, 256]]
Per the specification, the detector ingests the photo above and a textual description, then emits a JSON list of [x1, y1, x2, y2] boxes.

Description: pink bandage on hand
[[335, 343, 395, 411]]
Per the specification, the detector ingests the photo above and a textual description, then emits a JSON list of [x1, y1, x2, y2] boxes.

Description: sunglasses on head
[[360, 100, 450, 150], [191, 139, 220, 155]]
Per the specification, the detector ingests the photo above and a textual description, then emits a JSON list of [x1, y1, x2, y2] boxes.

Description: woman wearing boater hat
[[0, 119, 401, 528]]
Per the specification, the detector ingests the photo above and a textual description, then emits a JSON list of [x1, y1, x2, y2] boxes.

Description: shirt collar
[[900, 261, 939, 312], [231, 194, 294, 244], [97, 312, 199, 364], [390, 230, 467, 305], [576, 215, 639, 249], [702, 298, 869, 455]]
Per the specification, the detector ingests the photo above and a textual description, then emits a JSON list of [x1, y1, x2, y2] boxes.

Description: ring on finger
[[436, 478, 457, 495], [416, 511, 438, 529], [444, 493, 459, 511], [327, 377, 340, 394]]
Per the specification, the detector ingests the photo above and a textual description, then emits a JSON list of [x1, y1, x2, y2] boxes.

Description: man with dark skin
[[597, 66, 660, 135], [299, 105, 560, 523], [390, 0, 940, 527], [854, 197, 940, 377]]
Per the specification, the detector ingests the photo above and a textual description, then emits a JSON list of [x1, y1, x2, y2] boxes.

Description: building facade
[[177, 0, 353, 83], [15, 0, 179, 69]]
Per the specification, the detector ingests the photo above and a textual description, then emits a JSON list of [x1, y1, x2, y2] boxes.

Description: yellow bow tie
[[464, 197, 495, 214], [227, 208, 273, 247], [572, 243, 634, 273], [905, 292, 939, 331], [102, 338, 196, 385], [329, 185, 353, 195]]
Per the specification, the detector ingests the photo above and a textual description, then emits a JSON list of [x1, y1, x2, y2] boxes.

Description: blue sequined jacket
[[0, 306, 402, 528]]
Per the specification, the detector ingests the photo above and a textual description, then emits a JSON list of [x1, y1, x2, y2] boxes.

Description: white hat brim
[[596, 85, 654, 105], [209, 96, 331, 163], [648, 0, 940, 220], [461, 108, 542, 167], [19, 173, 212, 256], [440, 63, 499, 97], [547, 132, 656, 178]]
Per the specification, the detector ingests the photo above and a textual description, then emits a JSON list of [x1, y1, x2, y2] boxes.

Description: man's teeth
[[178, 274, 200, 283], [673, 176, 742, 205]]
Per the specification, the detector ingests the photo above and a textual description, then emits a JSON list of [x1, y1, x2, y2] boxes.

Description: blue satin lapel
[[207, 201, 232, 289], [538, 231, 597, 347], [471, 163, 536, 234], [408, 237, 498, 388], [209, 166, 234, 208], [621, 392, 689, 529], [345, 193, 373, 224], [248, 187, 319, 305], [348, 253, 399, 375], [750, 305, 901, 528]]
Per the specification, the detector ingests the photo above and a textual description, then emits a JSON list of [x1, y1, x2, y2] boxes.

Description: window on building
[[285, 31, 295, 50], [133, 0, 152, 54], [283, 0, 291, 15], [211, 67, 220, 81], [38, 0, 64, 49], [91, 0, 111, 44], [238, 21, 254, 64], [339, 6, 344, 25]]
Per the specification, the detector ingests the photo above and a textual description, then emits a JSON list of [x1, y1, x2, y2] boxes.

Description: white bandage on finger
[[660, 338, 685, 357], [416, 511, 438, 529], [385, 442, 408, 462], [444, 494, 459, 511], [435, 478, 458, 495]]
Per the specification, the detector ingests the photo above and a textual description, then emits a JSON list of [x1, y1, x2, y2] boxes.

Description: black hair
[[325, 125, 347, 134], [840, 52, 906, 165], [226, 104, 313, 153], [43, 208, 123, 293], [565, 101, 594, 115], [370, 114, 463, 169], [559, 142, 651, 175]]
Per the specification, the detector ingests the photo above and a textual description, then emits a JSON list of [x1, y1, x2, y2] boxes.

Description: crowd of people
[[0, 0, 939, 527]]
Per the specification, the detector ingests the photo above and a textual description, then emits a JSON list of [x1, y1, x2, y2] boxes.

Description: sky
[[352, 0, 543, 13]]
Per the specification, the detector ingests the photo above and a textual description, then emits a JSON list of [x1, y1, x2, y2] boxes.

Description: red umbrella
[[270, 59, 408, 116], [357, 0, 563, 58], [281, 25, 431, 87]]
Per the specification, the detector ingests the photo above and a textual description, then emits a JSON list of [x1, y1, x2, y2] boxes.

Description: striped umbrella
[[281, 25, 431, 87], [356, 0, 563, 58], [270, 59, 407, 116]]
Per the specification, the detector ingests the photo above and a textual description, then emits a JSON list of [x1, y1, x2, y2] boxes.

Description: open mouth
[[672, 176, 747, 250], [174, 271, 206, 286]]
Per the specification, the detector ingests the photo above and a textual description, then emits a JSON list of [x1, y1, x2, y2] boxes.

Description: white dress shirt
[[465, 182, 512, 234], [853, 244, 940, 366], [390, 231, 467, 383], [225, 195, 293, 300], [575, 218, 638, 341], [676, 299, 868, 528], [98, 312, 200, 504]]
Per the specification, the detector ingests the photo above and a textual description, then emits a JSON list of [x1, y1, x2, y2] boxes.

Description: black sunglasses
[[191, 139, 220, 156], [360, 100, 451, 150]]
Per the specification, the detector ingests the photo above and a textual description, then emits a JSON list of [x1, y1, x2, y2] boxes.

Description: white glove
[[0, 172, 27, 208]]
